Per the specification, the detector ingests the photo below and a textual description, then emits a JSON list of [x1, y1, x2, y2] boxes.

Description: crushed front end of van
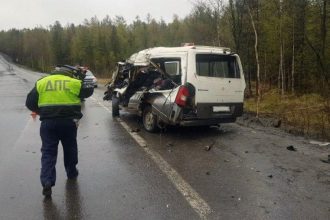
[[104, 45, 246, 132]]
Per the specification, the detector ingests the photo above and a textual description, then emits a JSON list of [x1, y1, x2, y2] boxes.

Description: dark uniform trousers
[[40, 119, 78, 187]]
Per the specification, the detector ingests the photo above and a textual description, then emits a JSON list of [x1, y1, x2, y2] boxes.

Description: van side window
[[196, 54, 240, 79], [164, 61, 180, 76], [151, 58, 182, 84]]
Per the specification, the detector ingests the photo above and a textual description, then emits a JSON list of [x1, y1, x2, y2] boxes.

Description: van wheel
[[143, 106, 158, 132], [112, 96, 120, 117]]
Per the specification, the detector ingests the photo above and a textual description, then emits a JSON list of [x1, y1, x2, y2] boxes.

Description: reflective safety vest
[[36, 74, 82, 107]]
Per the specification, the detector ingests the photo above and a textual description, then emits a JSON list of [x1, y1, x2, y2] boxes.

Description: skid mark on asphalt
[[91, 97, 212, 220]]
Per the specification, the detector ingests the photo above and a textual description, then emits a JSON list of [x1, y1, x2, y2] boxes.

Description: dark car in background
[[83, 69, 98, 88]]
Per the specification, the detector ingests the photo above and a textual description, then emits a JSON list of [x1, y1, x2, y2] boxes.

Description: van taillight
[[175, 86, 190, 107]]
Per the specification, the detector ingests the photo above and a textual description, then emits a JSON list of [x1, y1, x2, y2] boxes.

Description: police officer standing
[[25, 65, 94, 197]]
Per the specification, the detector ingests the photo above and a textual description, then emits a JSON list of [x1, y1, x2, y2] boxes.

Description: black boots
[[42, 185, 52, 197]]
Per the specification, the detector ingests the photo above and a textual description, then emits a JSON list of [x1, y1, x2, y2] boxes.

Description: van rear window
[[196, 54, 240, 78]]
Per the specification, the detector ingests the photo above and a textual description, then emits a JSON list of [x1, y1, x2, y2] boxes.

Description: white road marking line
[[93, 97, 212, 220]]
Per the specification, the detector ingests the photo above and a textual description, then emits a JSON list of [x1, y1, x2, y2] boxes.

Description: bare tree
[[194, 0, 225, 46], [248, 3, 261, 117], [321, 0, 327, 58], [277, 0, 285, 95], [291, 17, 295, 93], [207, 0, 225, 46]]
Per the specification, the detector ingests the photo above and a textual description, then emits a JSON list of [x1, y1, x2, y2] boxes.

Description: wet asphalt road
[[0, 55, 329, 220]]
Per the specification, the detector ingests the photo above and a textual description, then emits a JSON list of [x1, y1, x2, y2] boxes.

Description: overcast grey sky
[[0, 0, 193, 30]]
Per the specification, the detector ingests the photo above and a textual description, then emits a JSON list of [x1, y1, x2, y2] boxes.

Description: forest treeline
[[0, 0, 329, 96]]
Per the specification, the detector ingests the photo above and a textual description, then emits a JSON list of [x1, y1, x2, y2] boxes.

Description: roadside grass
[[97, 78, 111, 85], [97, 77, 111, 86], [245, 89, 330, 140]]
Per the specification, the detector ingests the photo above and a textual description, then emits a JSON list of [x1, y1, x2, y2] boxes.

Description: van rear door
[[192, 54, 245, 104]]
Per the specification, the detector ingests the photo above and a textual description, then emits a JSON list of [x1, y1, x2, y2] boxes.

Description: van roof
[[128, 45, 232, 66]]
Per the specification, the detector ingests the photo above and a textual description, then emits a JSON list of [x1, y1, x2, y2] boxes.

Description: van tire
[[143, 106, 159, 132], [112, 96, 120, 117]]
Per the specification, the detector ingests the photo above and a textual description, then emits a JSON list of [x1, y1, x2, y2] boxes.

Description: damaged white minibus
[[104, 45, 246, 132]]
